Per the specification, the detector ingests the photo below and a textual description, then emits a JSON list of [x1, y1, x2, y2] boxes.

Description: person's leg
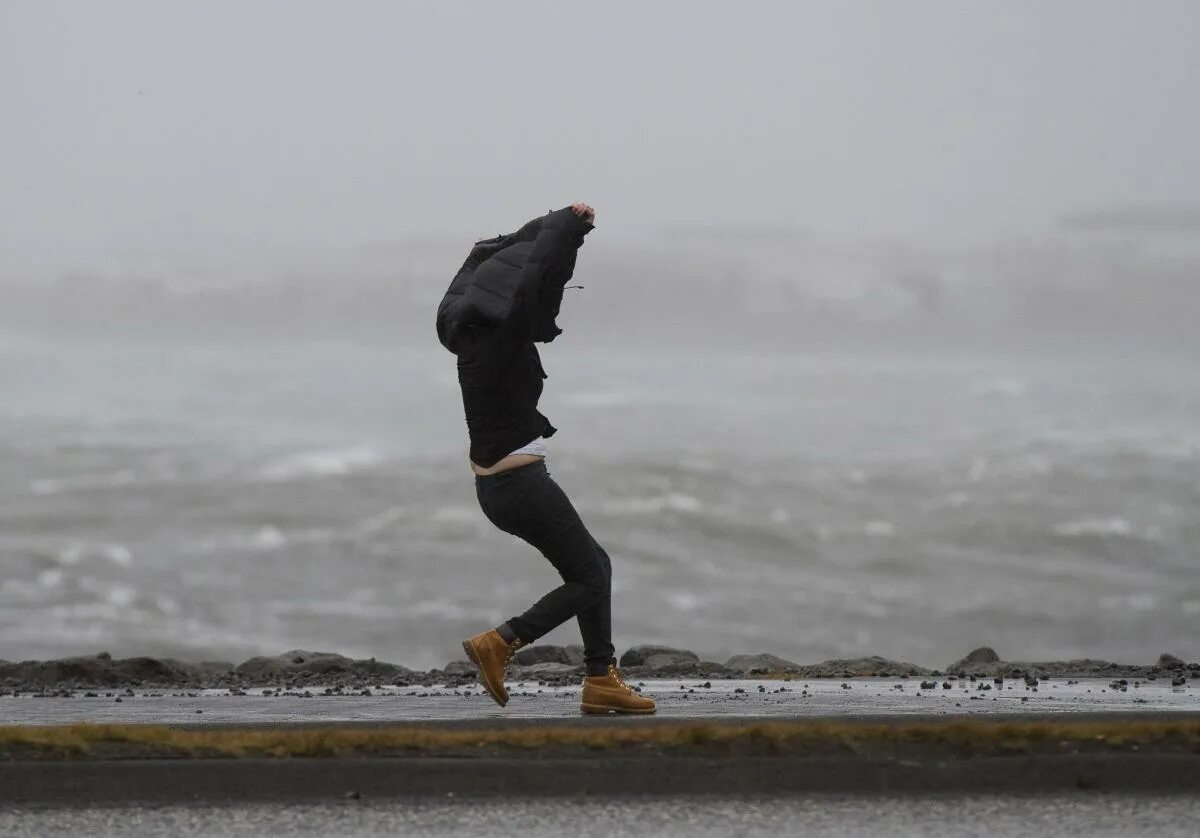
[[574, 535, 614, 675], [475, 462, 612, 675]]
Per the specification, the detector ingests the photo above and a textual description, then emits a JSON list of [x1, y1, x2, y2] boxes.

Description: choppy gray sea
[[1, 328, 1197, 670]]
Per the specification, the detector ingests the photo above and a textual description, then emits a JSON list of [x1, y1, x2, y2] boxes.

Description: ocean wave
[[862, 520, 896, 538], [928, 491, 971, 509], [561, 391, 633, 407], [1098, 592, 1159, 611], [665, 591, 702, 611], [349, 506, 407, 536], [256, 447, 383, 481], [57, 542, 134, 567], [1053, 517, 1134, 538], [189, 524, 362, 554], [430, 505, 479, 525], [969, 376, 1027, 397], [30, 470, 137, 495], [193, 526, 289, 554], [599, 493, 704, 515]]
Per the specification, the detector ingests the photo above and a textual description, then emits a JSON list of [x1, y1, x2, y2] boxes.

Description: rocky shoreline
[[1, 645, 1196, 695]]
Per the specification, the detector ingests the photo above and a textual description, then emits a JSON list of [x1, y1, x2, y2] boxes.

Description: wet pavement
[[2, 794, 1198, 837], [2, 676, 1196, 726]]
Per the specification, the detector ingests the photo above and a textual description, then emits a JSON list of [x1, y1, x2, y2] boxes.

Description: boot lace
[[608, 662, 635, 693], [504, 638, 526, 668]]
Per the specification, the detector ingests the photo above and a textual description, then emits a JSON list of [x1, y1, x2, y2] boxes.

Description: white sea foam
[[561, 391, 632, 407], [931, 492, 971, 509], [106, 585, 138, 607], [57, 542, 134, 567], [249, 526, 288, 550], [967, 457, 989, 482], [601, 493, 703, 515], [30, 470, 137, 495], [431, 506, 478, 525], [1054, 517, 1133, 538], [666, 591, 701, 611], [1099, 592, 1158, 611], [155, 596, 181, 615], [970, 376, 1027, 397], [193, 526, 288, 554], [257, 447, 383, 481], [352, 506, 407, 536], [863, 520, 896, 538]]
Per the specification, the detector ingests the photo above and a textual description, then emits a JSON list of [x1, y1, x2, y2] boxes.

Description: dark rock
[[440, 661, 476, 677], [942, 649, 1160, 680], [512, 662, 584, 678], [1157, 653, 1185, 669], [1171, 675, 1187, 687], [514, 644, 585, 667], [0, 653, 228, 689], [946, 647, 1000, 673], [794, 656, 931, 678], [919, 681, 937, 690], [234, 651, 413, 685], [724, 653, 800, 674], [619, 645, 699, 669]]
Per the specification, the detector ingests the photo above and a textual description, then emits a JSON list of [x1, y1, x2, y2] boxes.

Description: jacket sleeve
[[435, 217, 549, 353], [508, 207, 593, 342]]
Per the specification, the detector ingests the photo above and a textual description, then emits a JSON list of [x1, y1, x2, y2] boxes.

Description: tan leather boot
[[462, 629, 524, 707], [581, 662, 657, 714]]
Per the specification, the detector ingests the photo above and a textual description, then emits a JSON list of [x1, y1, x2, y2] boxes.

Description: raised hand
[[570, 202, 596, 224]]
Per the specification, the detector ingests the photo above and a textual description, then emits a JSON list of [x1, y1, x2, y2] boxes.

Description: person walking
[[435, 202, 655, 715]]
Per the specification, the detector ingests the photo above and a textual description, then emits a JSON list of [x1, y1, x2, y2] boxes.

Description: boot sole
[[580, 702, 657, 715], [462, 640, 507, 708]]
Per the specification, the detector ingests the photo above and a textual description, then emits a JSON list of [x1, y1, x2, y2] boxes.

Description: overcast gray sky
[[2, 0, 1197, 280]]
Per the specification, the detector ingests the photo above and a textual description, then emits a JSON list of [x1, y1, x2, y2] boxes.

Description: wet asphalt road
[[2, 794, 1198, 837]]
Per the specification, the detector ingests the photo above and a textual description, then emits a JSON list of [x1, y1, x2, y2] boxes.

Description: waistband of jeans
[[473, 458, 546, 482]]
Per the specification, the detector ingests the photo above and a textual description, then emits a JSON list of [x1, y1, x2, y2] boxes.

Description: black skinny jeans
[[474, 459, 614, 676]]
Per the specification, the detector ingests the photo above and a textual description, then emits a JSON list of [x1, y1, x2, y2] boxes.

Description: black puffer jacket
[[436, 207, 593, 467]]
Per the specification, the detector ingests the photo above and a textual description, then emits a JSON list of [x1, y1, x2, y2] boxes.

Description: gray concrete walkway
[[2, 677, 1195, 726]]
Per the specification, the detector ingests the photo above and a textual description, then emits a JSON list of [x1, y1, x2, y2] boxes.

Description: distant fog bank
[[5, 228, 1198, 352]]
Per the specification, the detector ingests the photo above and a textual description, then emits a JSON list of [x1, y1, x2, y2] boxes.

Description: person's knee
[[593, 540, 613, 578], [579, 564, 608, 601]]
